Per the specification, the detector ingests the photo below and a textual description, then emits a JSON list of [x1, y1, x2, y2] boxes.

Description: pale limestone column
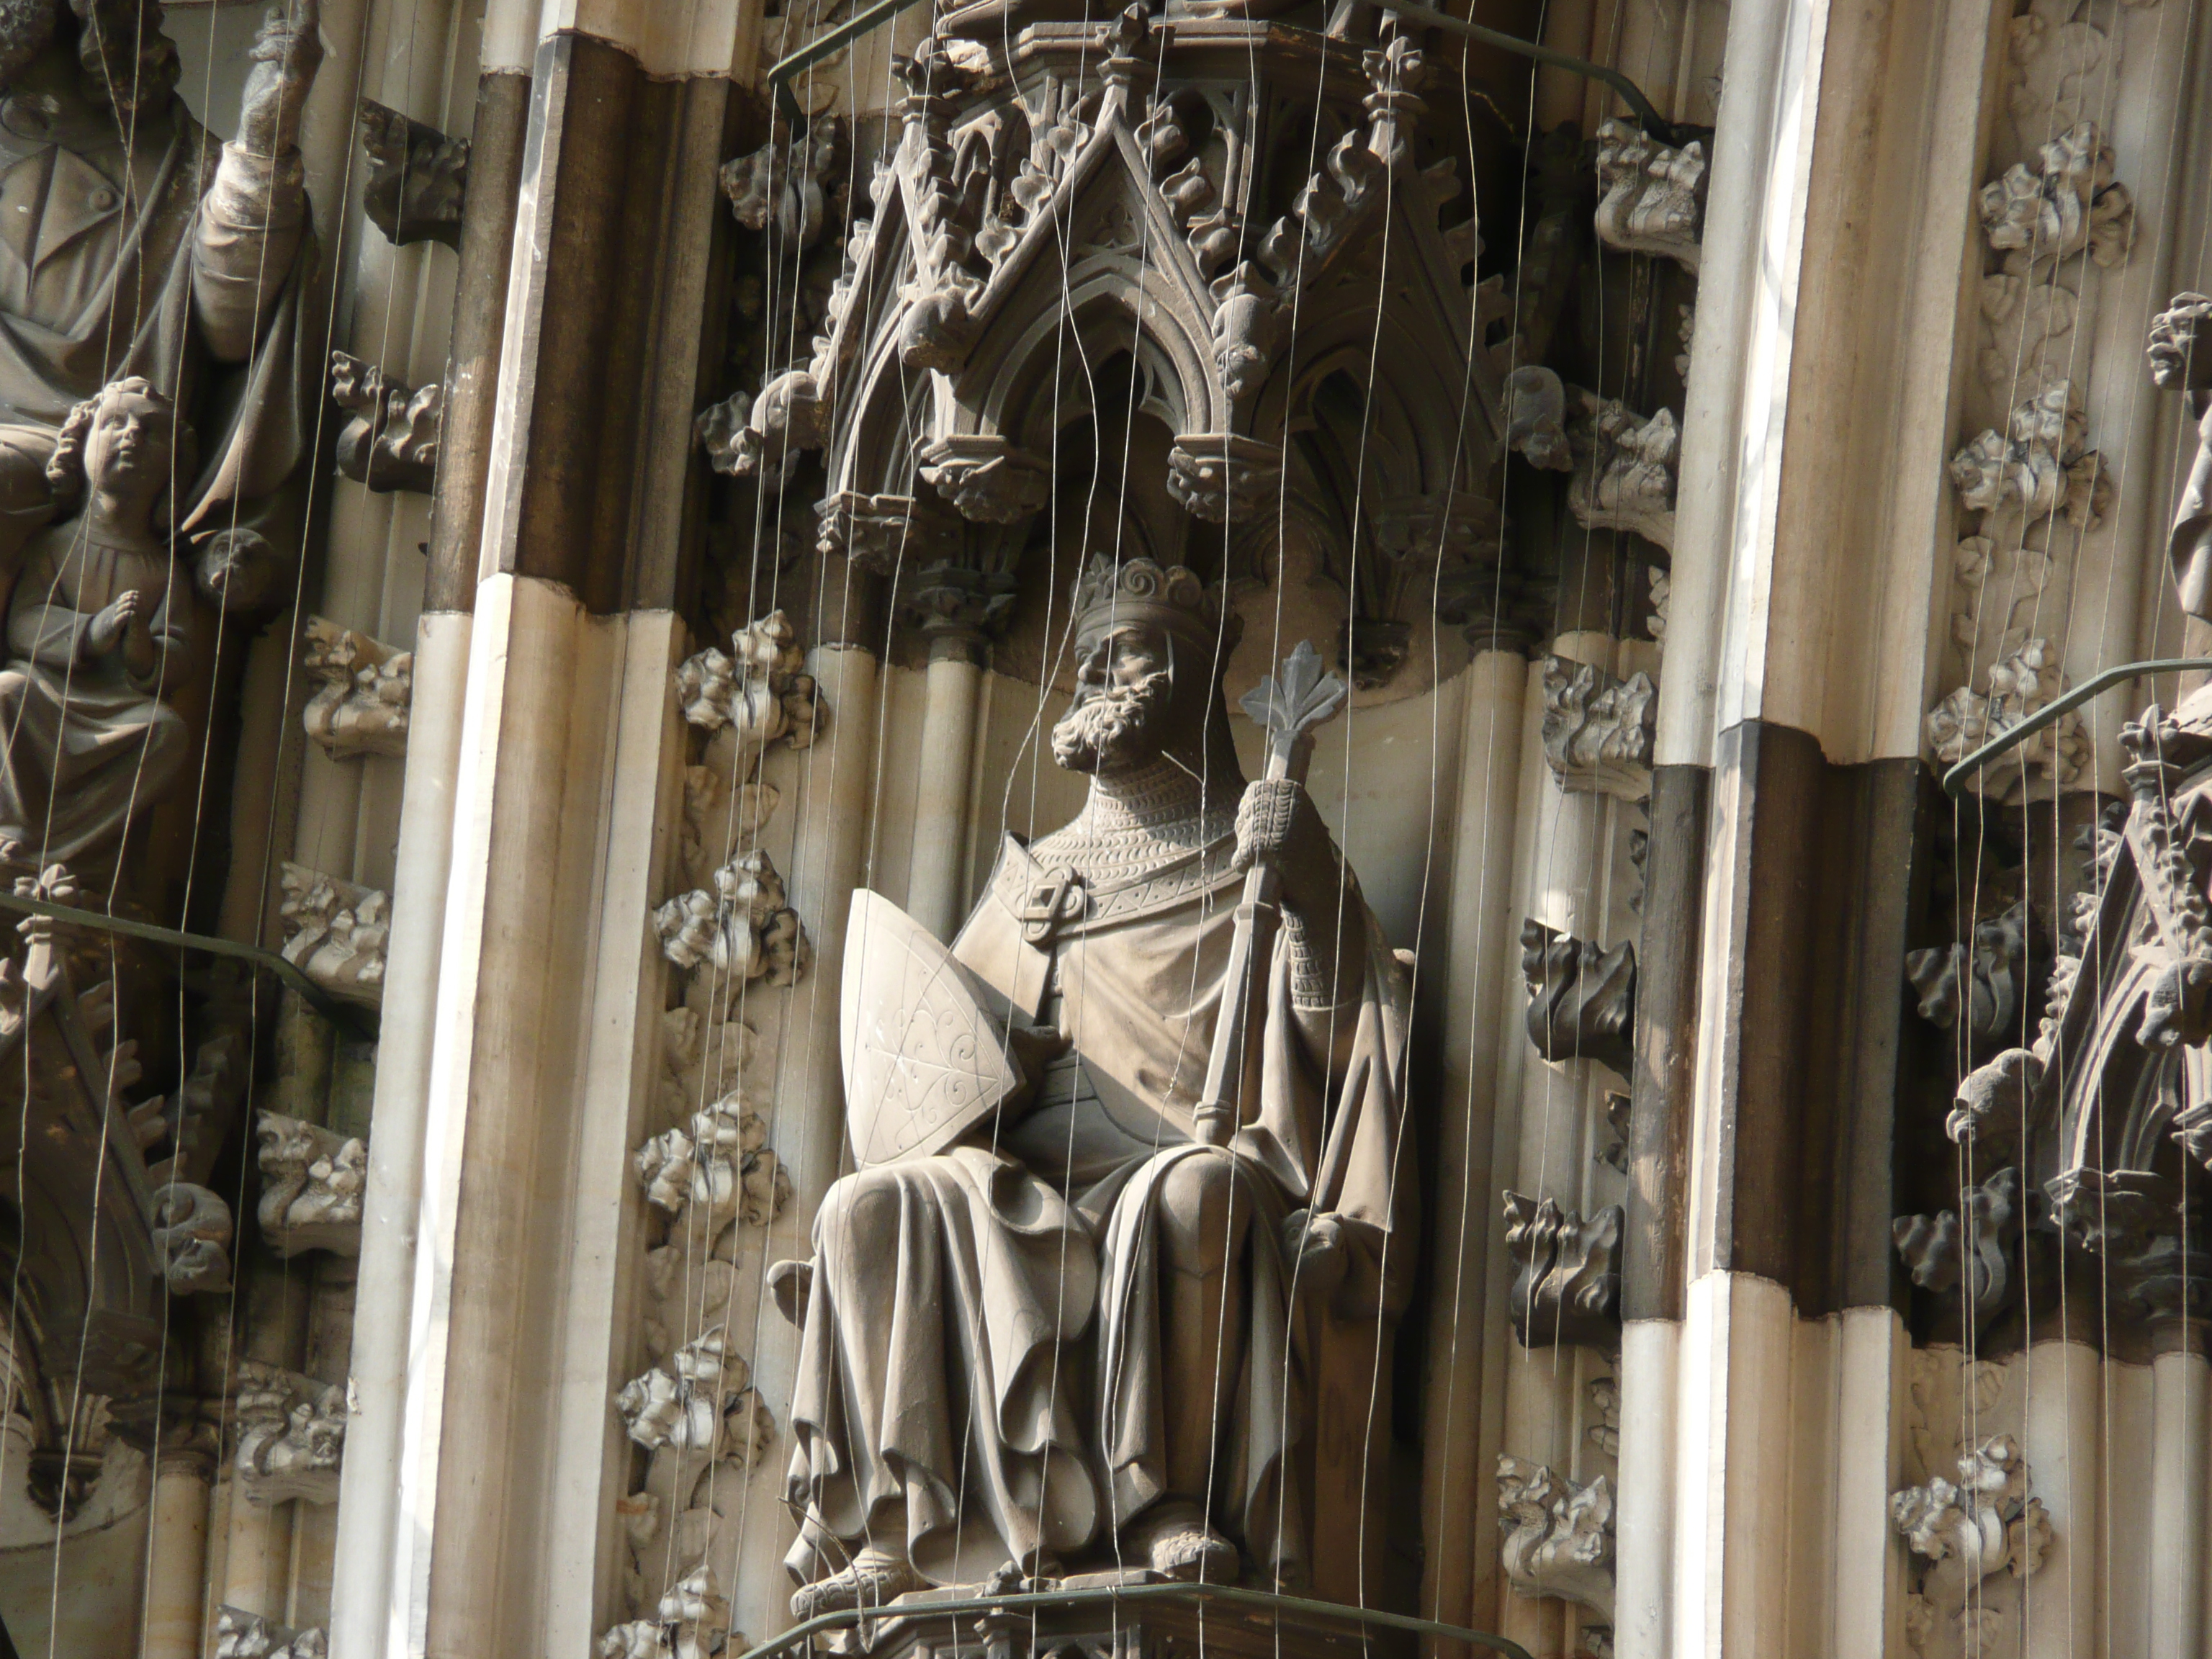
[[906, 637, 985, 940], [1611, 1318, 1678, 1659], [1497, 631, 1618, 1659], [325, 611, 473, 1659], [2149, 1345, 2207, 1659], [220, 1486, 292, 1622], [2022, 1338, 2101, 1659], [726, 639, 883, 1643], [140, 1450, 213, 1659], [400, 577, 619, 1658], [1420, 647, 1527, 1642]]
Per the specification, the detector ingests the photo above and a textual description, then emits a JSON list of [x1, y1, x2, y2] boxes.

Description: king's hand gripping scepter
[[1192, 640, 1347, 1148]]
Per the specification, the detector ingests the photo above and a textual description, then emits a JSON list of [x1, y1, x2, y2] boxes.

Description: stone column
[[907, 632, 986, 940], [220, 1487, 293, 1624], [140, 1449, 214, 1659], [2148, 1336, 2208, 1659], [1497, 629, 1618, 1659], [325, 35, 531, 1659], [1642, 0, 2008, 1650], [362, 0, 746, 1647], [1420, 643, 1528, 1641]]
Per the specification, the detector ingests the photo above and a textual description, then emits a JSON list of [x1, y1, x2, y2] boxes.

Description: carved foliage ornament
[[1905, 900, 2031, 1045], [1503, 1189, 1622, 1348], [721, 117, 850, 251], [1498, 1455, 1615, 1621], [1977, 123, 2134, 273], [1923, 638, 2086, 799], [598, 1565, 734, 1659], [653, 848, 811, 996], [1520, 919, 1637, 1076], [1566, 392, 1678, 551], [1593, 118, 1706, 271], [279, 863, 389, 1009], [330, 351, 442, 495], [215, 1606, 329, 1659], [1946, 378, 2109, 531], [1890, 1435, 2051, 1615], [636, 1092, 791, 1235], [301, 615, 410, 760], [1540, 657, 1656, 803], [358, 98, 466, 250], [614, 1326, 775, 1468], [151, 1180, 233, 1294], [675, 610, 823, 772], [256, 1111, 366, 1257], [1893, 1166, 2026, 1328], [235, 1361, 346, 1506]]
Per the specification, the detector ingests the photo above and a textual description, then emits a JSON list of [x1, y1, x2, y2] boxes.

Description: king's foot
[[1124, 1499, 1239, 1583], [790, 1547, 926, 1619]]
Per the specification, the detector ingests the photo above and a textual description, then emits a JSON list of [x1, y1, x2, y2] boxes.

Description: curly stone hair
[[70, 0, 178, 123], [0, 0, 60, 88], [46, 376, 196, 529]]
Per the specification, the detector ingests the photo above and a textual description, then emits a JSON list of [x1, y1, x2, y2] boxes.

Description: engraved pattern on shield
[[842, 891, 1022, 1168]]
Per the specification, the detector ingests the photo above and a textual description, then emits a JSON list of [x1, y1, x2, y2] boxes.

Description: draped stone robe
[[785, 813, 1416, 1590], [0, 527, 192, 862], [0, 97, 315, 562]]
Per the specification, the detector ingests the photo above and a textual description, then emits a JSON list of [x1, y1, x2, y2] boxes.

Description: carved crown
[[1071, 556, 1235, 648]]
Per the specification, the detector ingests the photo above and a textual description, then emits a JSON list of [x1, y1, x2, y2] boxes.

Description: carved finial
[[1240, 641, 1344, 737]]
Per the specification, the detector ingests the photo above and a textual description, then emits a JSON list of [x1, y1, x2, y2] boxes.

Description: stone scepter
[[1193, 639, 1347, 1146]]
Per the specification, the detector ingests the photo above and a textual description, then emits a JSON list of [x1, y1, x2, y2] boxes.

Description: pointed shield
[[840, 891, 1025, 1168]]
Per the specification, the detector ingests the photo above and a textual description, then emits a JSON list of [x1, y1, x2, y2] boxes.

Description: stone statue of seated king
[[778, 557, 1417, 1616], [0, 377, 194, 868]]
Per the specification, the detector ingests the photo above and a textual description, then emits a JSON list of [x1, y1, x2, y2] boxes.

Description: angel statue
[[0, 377, 194, 865], [776, 557, 1416, 1615]]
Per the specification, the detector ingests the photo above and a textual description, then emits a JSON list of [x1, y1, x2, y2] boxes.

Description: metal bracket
[[735, 1580, 1537, 1659], [1939, 656, 2212, 798], [0, 891, 379, 1040]]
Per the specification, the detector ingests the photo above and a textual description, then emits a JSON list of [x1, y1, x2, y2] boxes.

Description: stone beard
[[781, 562, 1416, 1613]]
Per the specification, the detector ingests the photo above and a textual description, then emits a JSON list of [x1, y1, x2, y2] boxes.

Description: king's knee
[[1156, 1150, 1246, 1269]]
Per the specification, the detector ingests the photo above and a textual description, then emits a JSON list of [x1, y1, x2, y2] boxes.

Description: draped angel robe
[[0, 527, 191, 862], [785, 824, 1416, 1589], [0, 96, 316, 562]]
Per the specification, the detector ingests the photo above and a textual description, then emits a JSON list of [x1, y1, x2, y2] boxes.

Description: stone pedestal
[[830, 1577, 1414, 1659]]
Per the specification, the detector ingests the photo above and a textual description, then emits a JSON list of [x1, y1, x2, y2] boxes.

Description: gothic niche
[[1925, 296, 2212, 1344], [683, 0, 1523, 1629], [699, 4, 1508, 693]]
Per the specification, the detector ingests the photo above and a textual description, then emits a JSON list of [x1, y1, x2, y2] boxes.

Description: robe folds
[[0, 532, 191, 861], [0, 106, 317, 567], [785, 829, 1416, 1588]]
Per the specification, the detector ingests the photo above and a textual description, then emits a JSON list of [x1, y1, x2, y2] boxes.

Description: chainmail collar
[[1028, 754, 1240, 883]]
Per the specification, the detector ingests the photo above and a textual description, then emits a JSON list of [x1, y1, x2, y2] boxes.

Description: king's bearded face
[[1051, 621, 1180, 775]]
